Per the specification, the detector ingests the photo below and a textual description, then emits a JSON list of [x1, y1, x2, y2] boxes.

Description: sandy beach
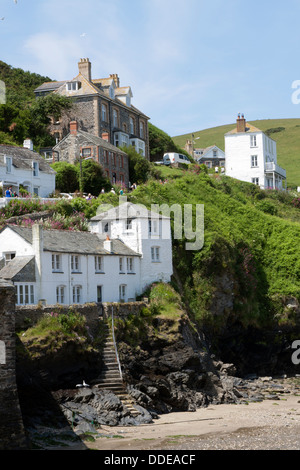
[[86, 393, 300, 451]]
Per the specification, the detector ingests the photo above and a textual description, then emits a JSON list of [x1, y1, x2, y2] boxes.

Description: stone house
[[34, 58, 150, 160], [52, 121, 129, 188], [225, 114, 286, 190], [0, 140, 55, 198], [0, 203, 173, 306]]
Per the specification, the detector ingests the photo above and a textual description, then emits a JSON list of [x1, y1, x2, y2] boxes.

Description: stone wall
[[15, 301, 149, 332], [0, 280, 27, 450]]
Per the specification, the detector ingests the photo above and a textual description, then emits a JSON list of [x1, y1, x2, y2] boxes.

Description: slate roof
[[34, 81, 67, 93], [53, 129, 127, 155], [4, 225, 140, 257], [0, 145, 56, 174], [225, 122, 262, 135], [90, 202, 170, 222], [0, 256, 35, 282]]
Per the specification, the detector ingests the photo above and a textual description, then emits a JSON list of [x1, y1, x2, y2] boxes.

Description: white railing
[[265, 162, 286, 178]]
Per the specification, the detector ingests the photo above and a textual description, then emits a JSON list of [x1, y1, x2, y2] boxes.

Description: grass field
[[172, 118, 300, 188]]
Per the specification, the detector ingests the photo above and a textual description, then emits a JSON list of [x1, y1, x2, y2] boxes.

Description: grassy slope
[[172, 118, 300, 188], [126, 169, 300, 331]]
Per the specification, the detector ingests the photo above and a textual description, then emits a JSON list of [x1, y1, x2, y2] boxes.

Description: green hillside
[[172, 118, 300, 188]]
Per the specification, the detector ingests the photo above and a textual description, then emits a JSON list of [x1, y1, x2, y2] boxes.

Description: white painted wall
[[0, 160, 55, 197], [225, 131, 284, 189], [90, 213, 173, 293]]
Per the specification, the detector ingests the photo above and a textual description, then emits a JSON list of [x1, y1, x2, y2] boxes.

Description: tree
[[51, 162, 79, 193], [75, 159, 111, 195], [29, 94, 73, 147], [121, 146, 151, 184]]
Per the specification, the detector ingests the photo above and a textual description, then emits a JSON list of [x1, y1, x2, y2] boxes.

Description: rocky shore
[[22, 373, 300, 450]]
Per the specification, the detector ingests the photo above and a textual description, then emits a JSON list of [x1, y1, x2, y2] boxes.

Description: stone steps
[[96, 319, 140, 416]]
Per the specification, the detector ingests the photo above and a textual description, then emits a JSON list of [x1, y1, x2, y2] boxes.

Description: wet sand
[[86, 394, 300, 451]]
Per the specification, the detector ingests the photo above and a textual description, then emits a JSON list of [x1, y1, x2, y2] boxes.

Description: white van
[[163, 153, 191, 165]]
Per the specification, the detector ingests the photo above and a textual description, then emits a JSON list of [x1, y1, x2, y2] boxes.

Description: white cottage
[[89, 201, 173, 293], [225, 115, 286, 190], [0, 203, 173, 306], [0, 140, 56, 198]]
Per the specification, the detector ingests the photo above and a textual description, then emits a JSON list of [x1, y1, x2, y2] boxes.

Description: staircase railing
[[111, 306, 123, 382]]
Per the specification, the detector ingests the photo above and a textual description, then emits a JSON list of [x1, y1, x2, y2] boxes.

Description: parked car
[[59, 193, 73, 199], [163, 153, 191, 165]]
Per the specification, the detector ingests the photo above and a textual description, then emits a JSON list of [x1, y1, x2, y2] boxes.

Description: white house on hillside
[[0, 202, 173, 306], [0, 140, 56, 197], [89, 201, 173, 293], [225, 114, 286, 190], [194, 145, 225, 169]]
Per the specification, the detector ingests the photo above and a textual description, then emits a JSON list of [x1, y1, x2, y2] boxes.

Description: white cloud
[[23, 32, 87, 79]]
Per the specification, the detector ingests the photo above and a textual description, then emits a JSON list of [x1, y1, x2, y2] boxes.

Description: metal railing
[[265, 162, 286, 178], [111, 306, 123, 382]]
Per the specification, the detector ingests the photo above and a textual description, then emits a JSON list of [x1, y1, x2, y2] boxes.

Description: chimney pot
[[236, 113, 246, 133], [78, 58, 92, 82]]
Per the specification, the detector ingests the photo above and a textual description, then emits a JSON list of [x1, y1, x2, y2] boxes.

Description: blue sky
[[1, 0, 300, 137]]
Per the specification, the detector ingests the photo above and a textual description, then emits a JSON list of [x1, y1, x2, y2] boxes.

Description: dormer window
[[66, 81, 80, 92]]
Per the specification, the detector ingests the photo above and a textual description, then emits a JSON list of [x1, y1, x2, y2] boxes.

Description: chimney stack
[[236, 113, 246, 133], [78, 58, 92, 82], [104, 235, 112, 253], [110, 74, 120, 88], [70, 121, 78, 136], [23, 139, 33, 151], [102, 132, 109, 142]]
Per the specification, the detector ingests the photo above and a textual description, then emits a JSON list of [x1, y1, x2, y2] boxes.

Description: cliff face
[[116, 311, 239, 413]]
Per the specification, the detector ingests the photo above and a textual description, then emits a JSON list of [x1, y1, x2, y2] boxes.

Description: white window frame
[[149, 219, 159, 235], [71, 255, 80, 272], [95, 256, 104, 273], [139, 122, 144, 139], [126, 219, 133, 230], [5, 156, 12, 173], [17, 284, 34, 305], [119, 284, 126, 301], [251, 155, 258, 167], [113, 109, 118, 128], [66, 81, 79, 92], [250, 135, 257, 147], [151, 246, 160, 262], [52, 254, 62, 272], [72, 285, 82, 304], [32, 161, 39, 177], [4, 252, 16, 265], [129, 117, 134, 134], [102, 103, 107, 122], [251, 177, 259, 186], [56, 285, 65, 304], [119, 257, 124, 273], [127, 257, 134, 273]]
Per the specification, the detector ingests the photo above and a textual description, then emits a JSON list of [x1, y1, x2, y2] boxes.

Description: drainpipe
[[32, 223, 43, 302]]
